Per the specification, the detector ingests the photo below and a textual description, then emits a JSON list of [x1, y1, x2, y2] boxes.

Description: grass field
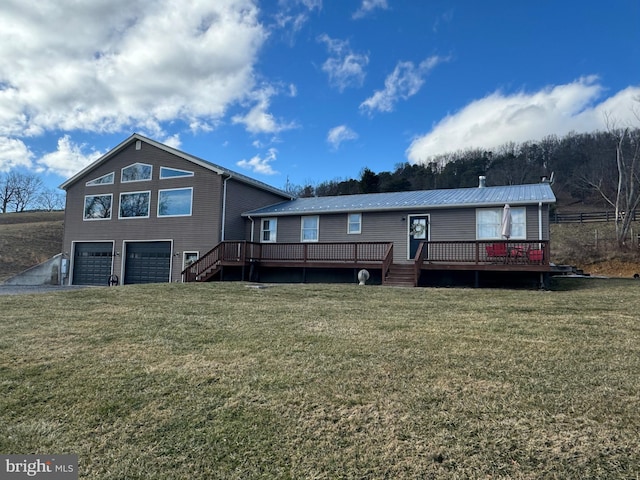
[[0, 211, 64, 282], [1, 280, 639, 478]]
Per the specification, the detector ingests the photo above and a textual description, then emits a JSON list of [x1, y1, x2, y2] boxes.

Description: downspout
[[248, 215, 255, 242], [221, 174, 232, 241], [538, 202, 543, 241]]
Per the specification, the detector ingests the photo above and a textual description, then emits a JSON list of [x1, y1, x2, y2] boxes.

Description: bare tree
[[0, 172, 19, 213], [10, 172, 44, 212], [36, 188, 66, 211], [583, 110, 640, 247]]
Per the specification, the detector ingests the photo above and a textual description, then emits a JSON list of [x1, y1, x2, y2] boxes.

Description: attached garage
[[123, 241, 172, 284], [72, 242, 114, 285]]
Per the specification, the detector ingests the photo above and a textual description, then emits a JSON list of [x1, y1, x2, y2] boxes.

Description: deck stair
[[384, 264, 416, 287], [196, 263, 221, 282]]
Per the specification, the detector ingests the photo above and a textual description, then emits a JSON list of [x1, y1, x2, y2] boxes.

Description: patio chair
[[485, 243, 508, 262], [527, 248, 544, 263]]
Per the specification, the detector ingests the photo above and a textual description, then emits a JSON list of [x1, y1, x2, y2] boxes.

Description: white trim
[[86, 172, 114, 186], [301, 215, 320, 242], [121, 239, 173, 284], [121, 162, 153, 183], [60, 134, 292, 200], [160, 166, 194, 179], [476, 206, 527, 240], [157, 187, 193, 217], [118, 190, 151, 219], [407, 214, 430, 260], [182, 251, 199, 270], [83, 193, 113, 221], [69, 240, 115, 285], [260, 218, 277, 243], [347, 213, 362, 234]]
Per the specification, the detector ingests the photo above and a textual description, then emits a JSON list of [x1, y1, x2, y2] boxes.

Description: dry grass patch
[[1, 280, 639, 478]]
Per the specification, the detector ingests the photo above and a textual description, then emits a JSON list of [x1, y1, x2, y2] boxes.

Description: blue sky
[[1, 0, 638, 193]]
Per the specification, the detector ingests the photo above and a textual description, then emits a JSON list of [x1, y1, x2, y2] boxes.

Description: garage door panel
[[124, 241, 171, 284], [73, 242, 113, 285]]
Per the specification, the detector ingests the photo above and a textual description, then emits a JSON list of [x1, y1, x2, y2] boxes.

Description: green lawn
[[1, 280, 639, 479]]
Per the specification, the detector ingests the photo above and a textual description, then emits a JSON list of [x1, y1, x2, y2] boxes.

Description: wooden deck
[[182, 240, 551, 285]]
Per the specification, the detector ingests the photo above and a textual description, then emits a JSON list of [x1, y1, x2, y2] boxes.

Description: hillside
[[0, 211, 638, 282], [0, 211, 65, 282]]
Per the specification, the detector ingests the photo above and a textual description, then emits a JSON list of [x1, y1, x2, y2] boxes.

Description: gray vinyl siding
[[253, 204, 551, 264], [224, 180, 289, 241], [63, 141, 224, 282]]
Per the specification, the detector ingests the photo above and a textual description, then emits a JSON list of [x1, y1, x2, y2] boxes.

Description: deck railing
[[419, 240, 550, 266], [183, 240, 550, 282], [253, 242, 392, 264], [182, 241, 394, 282]]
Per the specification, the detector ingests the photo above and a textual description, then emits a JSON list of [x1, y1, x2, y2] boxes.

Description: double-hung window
[[347, 213, 362, 234], [476, 207, 526, 239], [261, 218, 277, 242], [301, 216, 319, 242]]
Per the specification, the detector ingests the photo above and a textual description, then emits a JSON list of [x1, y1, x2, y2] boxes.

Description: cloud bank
[[406, 78, 640, 163], [0, 0, 268, 175]]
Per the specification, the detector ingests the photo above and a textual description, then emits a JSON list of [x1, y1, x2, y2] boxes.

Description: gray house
[[60, 133, 292, 285], [61, 134, 556, 288]]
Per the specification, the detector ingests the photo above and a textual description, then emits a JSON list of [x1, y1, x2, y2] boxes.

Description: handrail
[[381, 243, 394, 285], [413, 242, 428, 285]]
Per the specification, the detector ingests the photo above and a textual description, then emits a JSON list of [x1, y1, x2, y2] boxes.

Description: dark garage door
[[124, 241, 171, 284], [73, 242, 113, 285]]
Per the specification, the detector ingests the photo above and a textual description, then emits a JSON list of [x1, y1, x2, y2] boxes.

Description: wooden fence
[[551, 210, 638, 224]]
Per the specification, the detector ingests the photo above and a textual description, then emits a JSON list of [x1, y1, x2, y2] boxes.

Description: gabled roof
[[243, 182, 556, 217], [59, 133, 293, 199]]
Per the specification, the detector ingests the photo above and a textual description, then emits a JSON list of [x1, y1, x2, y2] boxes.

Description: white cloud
[[360, 56, 447, 115], [0, 0, 267, 139], [353, 0, 388, 19], [327, 125, 358, 150], [37, 136, 104, 178], [318, 35, 369, 92], [232, 86, 297, 134], [236, 148, 279, 175], [273, 0, 322, 40], [406, 77, 640, 164], [0, 137, 33, 171]]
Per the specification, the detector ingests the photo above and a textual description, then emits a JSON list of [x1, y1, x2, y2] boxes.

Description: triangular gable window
[[86, 172, 114, 186], [160, 167, 194, 179]]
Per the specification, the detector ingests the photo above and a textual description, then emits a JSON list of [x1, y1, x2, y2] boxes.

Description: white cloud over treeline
[[406, 77, 640, 164]]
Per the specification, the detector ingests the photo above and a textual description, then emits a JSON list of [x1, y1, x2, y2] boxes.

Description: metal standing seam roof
[[242, 183, 556, 217]]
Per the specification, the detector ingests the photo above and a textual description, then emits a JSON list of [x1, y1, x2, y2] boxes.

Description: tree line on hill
[[285, 129, 640, 212], [0, 171, 65, 213]]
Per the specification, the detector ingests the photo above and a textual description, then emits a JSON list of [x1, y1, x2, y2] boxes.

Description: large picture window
[[158, 188, 193, 217], [261, 218, 277, 242], [83, 194, 112, 220], [121, 163, 152, 183], [301, 216, 319, 242], [119, 191, 150, 218], [477, 207, 526, 239]]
